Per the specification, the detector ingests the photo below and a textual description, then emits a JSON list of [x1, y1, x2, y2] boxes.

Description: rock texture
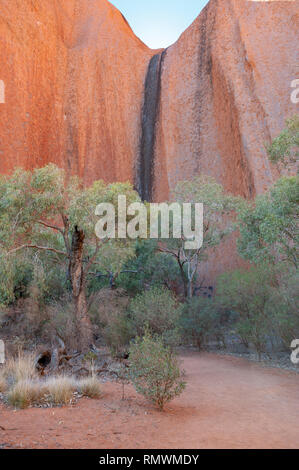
[[150, 0, 298, 280], [0, 0, 297, 194], [153, 0, 299, 201], [0, 0, 155, 184]]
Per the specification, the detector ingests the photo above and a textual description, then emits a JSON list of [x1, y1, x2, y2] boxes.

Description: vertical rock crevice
[[137, 50, 166, 201]]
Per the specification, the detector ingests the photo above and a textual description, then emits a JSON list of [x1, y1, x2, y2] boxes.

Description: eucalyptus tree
[[158, 176, 242, 299], [237, 176, 299, 268], [0, 165, 139, 351], [267, 115, 299, 166]]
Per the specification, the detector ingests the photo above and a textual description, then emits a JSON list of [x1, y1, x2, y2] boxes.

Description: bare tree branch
[[38, 220, 64, 235]]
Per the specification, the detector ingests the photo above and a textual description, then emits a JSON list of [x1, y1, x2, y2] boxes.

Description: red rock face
[[0, 0, 297, 280], [0, 0, 155, 184], [153, 0, 298, 201], [0, 0, 297, 193]]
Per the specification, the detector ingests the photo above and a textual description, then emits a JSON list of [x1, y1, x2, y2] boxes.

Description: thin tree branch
[[7, 244, 68, 257], [38, 220, 64, 235], [84, 238, 109, 275]]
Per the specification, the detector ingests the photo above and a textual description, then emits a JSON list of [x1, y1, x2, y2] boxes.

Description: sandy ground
[[0, 352, 299, 449]]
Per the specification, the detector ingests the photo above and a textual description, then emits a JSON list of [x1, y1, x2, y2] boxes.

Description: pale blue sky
[[110, 0, 209, 49]]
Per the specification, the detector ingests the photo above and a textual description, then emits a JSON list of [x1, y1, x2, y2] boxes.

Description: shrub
[[45, 299, 78, 350], [129, 332, 186, 410], [267, 115, 299, 165], [90, 289, 133, 355], [217, 266, 276, 359], [237, 176, 298, 267], [128, 287, 181, 346], [102, 315, 133, 356], [44, 376, 76, 405], [268, 268, 299, 348], [118, 240, 181, 296], [180, 297, 220, 350], [77, 376, 101, 399], [0, 254, 33, 305]]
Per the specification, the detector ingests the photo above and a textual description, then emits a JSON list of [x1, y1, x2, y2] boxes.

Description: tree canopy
[[237, 176, 299, 268]]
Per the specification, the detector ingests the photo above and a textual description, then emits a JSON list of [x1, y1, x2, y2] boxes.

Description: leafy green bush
[[267, 115, 299, 165], [180, 297, 220, 350], [128, 287, 181, 346], [118, 240, 180, 296], [268, 268, 299, 348], [102, 315, 133, 356], [217, 266, 276, 359], [0, 254, 33, 305], [129, 332, 186, 410], [237, 176, 298, 267]]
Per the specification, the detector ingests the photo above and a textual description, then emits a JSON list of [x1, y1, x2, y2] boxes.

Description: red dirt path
[[1, 353, 299, 449]]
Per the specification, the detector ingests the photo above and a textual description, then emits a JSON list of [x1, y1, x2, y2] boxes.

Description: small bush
[[90, 289, 133, 355], [7, 380, 44, 409], [129, 332, 186, 410], [180, 297, 220, 350], [45, 299, 78, 350], [102, 315, 133, 356], [77, 376, 101, 399], [44, 376, 76, 405], [128, 287, 181, 346], [217, 266, 275, 359], [269, 269, 299, 348]]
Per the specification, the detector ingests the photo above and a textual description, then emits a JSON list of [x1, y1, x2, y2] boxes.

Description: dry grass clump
[[44, 375, 76, 405], [4, 373, 103, 409], [0, 371, 7, 393], [7, 380, 44, 409], [3, 351, 37, 385], [6, 376, 77, 409], [1, 350, 103, 409], [77, 376, 102, 399]]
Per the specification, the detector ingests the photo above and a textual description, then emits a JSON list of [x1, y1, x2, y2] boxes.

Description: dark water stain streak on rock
[[137, 50, 166, 201]]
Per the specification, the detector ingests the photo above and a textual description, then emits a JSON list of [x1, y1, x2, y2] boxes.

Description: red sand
[[1, 352, 299, 449]]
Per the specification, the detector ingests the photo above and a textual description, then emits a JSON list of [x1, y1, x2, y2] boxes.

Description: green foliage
[[0, 165, 140, 304], [237, 176, 299, 267], [129, 331, 186, 410], [128, 287, 182, 346], [217, 266, 276, 358], [173, 175, 241, 251], [118, 239, 180, 295], [158, 175, 243, 298], [180, 297, 220, 350], [90, 289, 133, 355], [102, 314, 133, 356], [267, 115, 299, 165], [174, 174, 241, 212], [0, 253, 33, 304], [267, 267, 299, 348]]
